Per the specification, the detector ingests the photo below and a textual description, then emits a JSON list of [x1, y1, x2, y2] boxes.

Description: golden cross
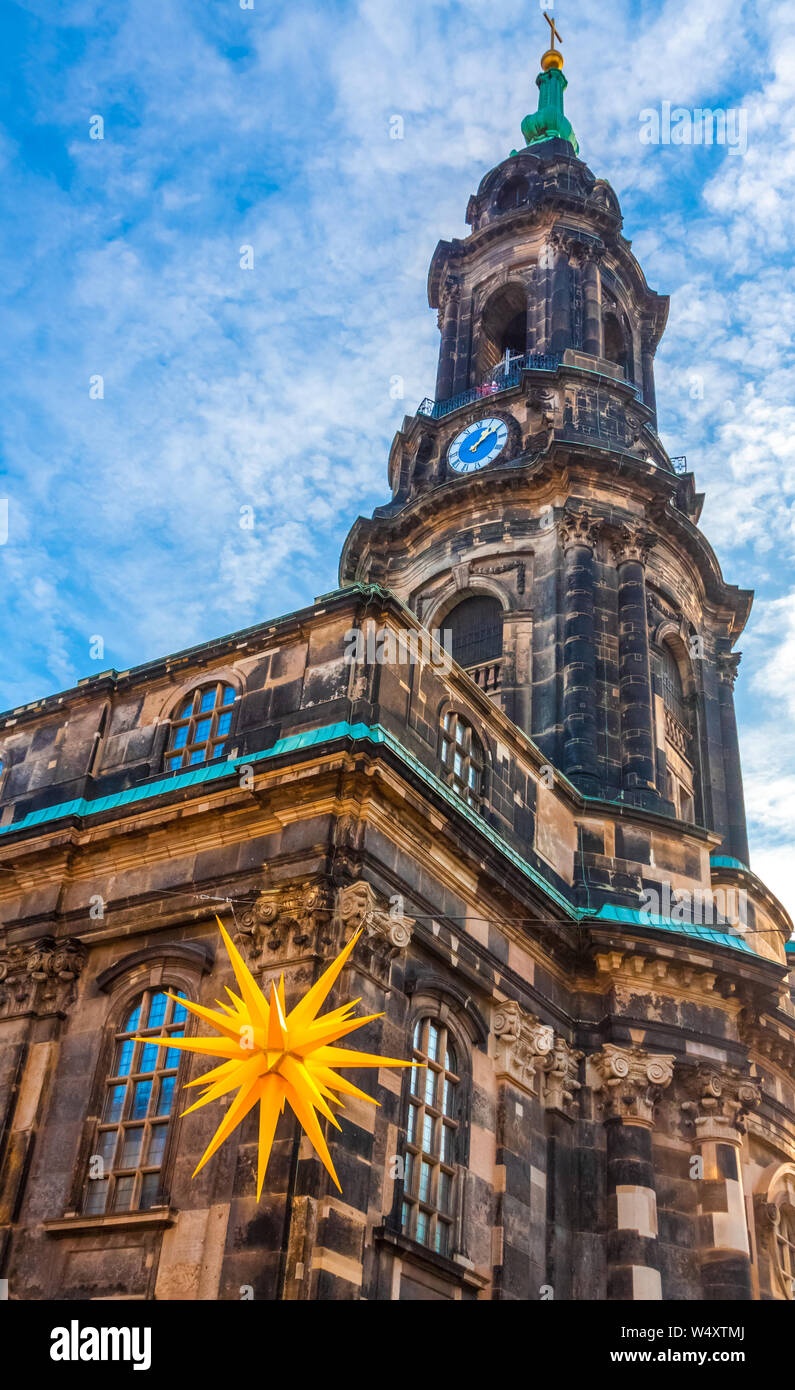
[[544, 11, 562, 50]]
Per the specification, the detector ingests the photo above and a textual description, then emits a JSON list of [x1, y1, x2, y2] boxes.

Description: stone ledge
[[43, 1208, 176, 1237]]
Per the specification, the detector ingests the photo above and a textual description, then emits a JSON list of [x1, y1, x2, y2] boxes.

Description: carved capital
[[679, 1065, 760, 1141], [717, 651, 742, 688], [237, 880, 334, 960], [590, 1045, 675, 1126], [0, 936, 86, 1019], [607, 522, 658, 567], [558, 508, 602, 553], [492, 999, 554, 1096]]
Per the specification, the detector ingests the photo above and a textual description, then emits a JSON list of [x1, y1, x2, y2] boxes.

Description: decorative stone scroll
[[679, 1066, 760, 1142], [337, 879, 414, 985], [492, 999, 554, 1096], [0, 937, 86, 1019]]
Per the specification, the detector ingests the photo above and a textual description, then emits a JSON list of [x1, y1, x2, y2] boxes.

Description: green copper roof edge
[[709, 854, 749, 871], [587, 904, 759, 957], [0, 719, 769, 960], [0, 717, 577, 919]]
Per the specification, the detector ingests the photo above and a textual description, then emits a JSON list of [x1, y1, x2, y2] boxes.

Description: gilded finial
[[541, 11, 564, 70]]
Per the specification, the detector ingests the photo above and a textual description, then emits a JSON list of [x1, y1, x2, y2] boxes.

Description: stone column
[[640, 327, 658, 422], [491, 1001, 555, 1299], [560, 510, 601, 795], [610, 525, 659, 806], [435, 280, 460, 403], [591, 1045, 674, 1301], [716, 653, 750, 865], [581, 250, 603, 357], [549, 232, 572, 354], [681, 1068, 759, 1301]]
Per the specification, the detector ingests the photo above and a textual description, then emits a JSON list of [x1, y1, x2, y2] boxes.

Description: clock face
[[448, 417, 508, 473]]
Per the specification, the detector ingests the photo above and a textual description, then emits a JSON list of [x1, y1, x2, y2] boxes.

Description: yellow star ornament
[[136, 915, 416, 1197]]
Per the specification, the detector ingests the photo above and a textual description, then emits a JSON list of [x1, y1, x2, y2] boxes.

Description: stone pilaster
[[491, 1001, 554, 1299], [283, 879, 413, 1300], [590, 1045, 674, 1300], [680, 1067, 759, 1301], [560, 509, 602, 795], [0, 936, 87, 1271], [609, 524, 659, 806]]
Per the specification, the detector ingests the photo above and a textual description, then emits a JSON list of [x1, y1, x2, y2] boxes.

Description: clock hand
[[466, 425, 497, 454]]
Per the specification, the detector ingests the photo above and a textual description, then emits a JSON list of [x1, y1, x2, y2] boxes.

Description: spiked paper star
[[137, 915, 415, 1197]]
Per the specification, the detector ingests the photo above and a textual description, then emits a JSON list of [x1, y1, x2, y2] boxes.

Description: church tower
[[341, 25, 750, 863]]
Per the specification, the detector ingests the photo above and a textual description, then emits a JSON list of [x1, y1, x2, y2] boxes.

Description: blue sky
[[1, 0, 794, 913]]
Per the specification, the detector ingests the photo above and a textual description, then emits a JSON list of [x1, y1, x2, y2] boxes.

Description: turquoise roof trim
[[0, 718, 770, 960], [710, 855, 749, 872], [589, 903, 758, 957]]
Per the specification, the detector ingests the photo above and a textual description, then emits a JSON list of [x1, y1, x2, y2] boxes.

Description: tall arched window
[[165, 682, 236, 771], [441, 711, 485, 807], [82, 988, 189, 1215], [652, 641, 695, 824], [657, 644, 686, 724], [401, 1017, 462, 1256]]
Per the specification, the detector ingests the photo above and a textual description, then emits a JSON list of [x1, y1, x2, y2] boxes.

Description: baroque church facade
[[1, 41, 794, 1303]]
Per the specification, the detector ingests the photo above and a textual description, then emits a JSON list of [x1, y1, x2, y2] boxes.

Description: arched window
[[165, 682, 236, 771], [82, 988, 189, 1215], [441, 711, 484, 807], [401, 1017, 461, 1256], [445, 595, 503, 671]]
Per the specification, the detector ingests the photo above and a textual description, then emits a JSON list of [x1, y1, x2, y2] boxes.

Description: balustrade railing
[[468, 658, 503, 693]]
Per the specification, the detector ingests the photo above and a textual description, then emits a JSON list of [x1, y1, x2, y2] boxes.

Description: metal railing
[[670, 455, 688, 474], [418, 353, 563, 420], [417, 354, 649, 421]]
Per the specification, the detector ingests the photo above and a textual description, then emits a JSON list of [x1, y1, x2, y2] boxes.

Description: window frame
[[390, 1005, 472, 1267], [165, 681, 238, 772], [440, 709, 486, 810], [775, 1206, 795, 1300], [79, 984, 193, 1219]]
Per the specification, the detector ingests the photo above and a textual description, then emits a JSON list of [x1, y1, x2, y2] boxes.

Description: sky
[[0, 0, 793, 915]]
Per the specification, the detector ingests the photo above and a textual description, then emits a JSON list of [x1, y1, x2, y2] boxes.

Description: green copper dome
[[519, 66, 579, 156]]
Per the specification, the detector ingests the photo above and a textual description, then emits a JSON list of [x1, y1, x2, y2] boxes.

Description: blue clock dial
[[448, 417, 508, 473]]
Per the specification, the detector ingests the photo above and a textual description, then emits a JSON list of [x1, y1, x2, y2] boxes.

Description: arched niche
[[476, 282, 528, 380]]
